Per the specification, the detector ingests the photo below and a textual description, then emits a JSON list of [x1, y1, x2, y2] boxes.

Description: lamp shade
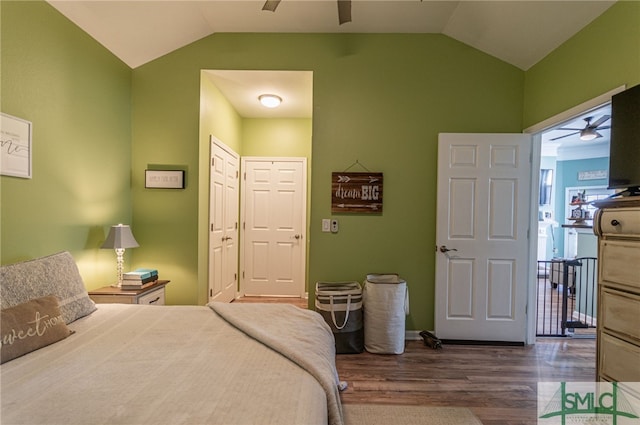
[[101, 224, 139, 249]]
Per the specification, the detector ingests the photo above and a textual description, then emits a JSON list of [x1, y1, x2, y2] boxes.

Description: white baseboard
[[406, 330, 425, 341], [572, 310, 597, 327]]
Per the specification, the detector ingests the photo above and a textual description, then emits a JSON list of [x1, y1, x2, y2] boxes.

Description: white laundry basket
[[363, 273, 409, 354]]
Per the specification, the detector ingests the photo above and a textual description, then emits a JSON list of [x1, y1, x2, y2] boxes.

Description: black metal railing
[[536, 257, 598, 337]]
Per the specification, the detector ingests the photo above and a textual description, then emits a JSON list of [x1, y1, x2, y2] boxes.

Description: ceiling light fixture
[[580, 128, 598, 141], [259, 94, 282, 108]]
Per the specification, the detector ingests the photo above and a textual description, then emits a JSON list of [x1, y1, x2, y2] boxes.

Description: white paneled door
[[209, 138, 239, 303], [435, 133, 531, 342], [242, 158, 306, 297]]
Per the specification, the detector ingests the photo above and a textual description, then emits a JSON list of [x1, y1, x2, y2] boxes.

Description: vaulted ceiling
[[46, 1, 617, 127], [48, 0, 615, 70]]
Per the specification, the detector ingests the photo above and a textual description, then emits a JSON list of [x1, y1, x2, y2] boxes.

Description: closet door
[[241, 157, 306, 297], [209, 137, 239, 303]]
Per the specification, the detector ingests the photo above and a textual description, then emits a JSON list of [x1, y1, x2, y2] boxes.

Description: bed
[[0, 252, 344, 425]]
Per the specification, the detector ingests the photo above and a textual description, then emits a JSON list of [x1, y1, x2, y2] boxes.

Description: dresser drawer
[[600, 240, 640, 291], [601, 288, 640, 343], [596, 207, 640, 237], [89, 294, 134, 304], [137, 287, 165, 305], [599, 332, 640, 382]]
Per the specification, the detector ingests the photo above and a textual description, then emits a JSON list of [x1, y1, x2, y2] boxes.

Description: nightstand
[[88, 280, 170, 305]]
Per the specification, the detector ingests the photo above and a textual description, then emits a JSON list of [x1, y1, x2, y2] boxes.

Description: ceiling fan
[[551, 115, 611, 141], [262, 0, 352, 25]]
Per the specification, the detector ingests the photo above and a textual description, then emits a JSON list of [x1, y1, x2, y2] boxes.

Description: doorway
[[527, 86, 625, 341], [200, 70, 313, 303]]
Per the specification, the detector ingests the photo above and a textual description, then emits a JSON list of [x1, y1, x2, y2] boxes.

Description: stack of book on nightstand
[[122, 268, 158, 290]]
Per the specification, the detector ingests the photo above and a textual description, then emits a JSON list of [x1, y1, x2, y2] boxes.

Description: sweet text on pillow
[[1, 295, 74, 364]]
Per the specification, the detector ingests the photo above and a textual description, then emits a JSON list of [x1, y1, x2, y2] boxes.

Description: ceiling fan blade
[[556, 127, 583, 131], [262, 0, 281, 12], [338, 0, 352, 25], [596, 125, 611, 130], [550, 131, 580, 141], [590, 114, 610, 128]]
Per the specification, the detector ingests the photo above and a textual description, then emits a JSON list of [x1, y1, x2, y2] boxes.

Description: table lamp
[[101, 224, 139, 287]]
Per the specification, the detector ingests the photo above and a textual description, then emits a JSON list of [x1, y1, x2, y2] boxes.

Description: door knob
[[294, 234, 301, 240], [439, 245, 457, 253]]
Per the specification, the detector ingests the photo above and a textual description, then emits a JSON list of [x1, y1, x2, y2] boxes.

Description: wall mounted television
[[609, 84, 640, 196]]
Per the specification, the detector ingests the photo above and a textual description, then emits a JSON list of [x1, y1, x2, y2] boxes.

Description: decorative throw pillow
[[1, 295, 73, 364], [0, 251, 96, 324]]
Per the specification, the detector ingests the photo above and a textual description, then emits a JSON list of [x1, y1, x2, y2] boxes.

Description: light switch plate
[[331, 219, 339, 233], [322, 219, 331, 232]]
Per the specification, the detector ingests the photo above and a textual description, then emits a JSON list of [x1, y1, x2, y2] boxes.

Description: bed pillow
[[0, 251, 97, 324], [1, 295, 73, 364]]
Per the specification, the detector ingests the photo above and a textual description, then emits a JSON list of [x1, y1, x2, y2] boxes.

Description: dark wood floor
[[337, 338, 595, 425], [536, 276, 597, 337], [234, 296, 596, 425]]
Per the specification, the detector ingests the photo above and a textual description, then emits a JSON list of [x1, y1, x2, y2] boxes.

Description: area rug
[[343, 404, 483, 425]]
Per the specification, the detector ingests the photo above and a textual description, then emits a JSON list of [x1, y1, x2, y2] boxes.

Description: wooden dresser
[[592, 197, 640, 382]]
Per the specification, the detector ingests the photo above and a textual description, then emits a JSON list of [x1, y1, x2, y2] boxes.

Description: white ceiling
[[203, 70, 313, 118], [48, 0, 615, 71], [46, 0, 616, 119]]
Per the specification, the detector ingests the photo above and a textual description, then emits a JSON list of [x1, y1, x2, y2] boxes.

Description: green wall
[[523, 1, 640, 128], [2, 0, 638, 332], [0, 1, 132, 288], [242, 118, 312, 158], [132, 33, 525, 330], [199, 73, 244, 155]]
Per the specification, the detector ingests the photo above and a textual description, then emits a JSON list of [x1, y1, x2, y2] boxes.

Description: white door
[[435, 133, 531, 342], [241, 158, 306, 297], [209, 137, 239, 303]]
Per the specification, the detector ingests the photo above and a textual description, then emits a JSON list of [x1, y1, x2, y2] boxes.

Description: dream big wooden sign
[[331, 172, 383, 213]]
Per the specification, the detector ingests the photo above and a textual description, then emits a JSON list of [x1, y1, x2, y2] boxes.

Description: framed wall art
[[331, 172, 383, 213], [145, 169, 185, 189], [1, 113, 32, 179]]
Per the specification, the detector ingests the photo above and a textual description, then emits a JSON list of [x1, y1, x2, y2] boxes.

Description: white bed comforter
[[209, 302, 343, 425], [1, 303, 343, 425]]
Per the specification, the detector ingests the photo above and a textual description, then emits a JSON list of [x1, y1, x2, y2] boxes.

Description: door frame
[[239, 156, 308, 298], [523, 85, 625, 344]]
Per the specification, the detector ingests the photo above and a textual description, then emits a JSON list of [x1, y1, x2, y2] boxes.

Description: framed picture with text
[[145, 170, 185, 189], [331, 172, 383, 213], [1, 113, 32, 179]]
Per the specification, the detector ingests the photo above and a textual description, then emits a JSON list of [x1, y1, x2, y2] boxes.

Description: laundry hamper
[[315, 281, 364, 354], [363, 273, 409, 354]]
